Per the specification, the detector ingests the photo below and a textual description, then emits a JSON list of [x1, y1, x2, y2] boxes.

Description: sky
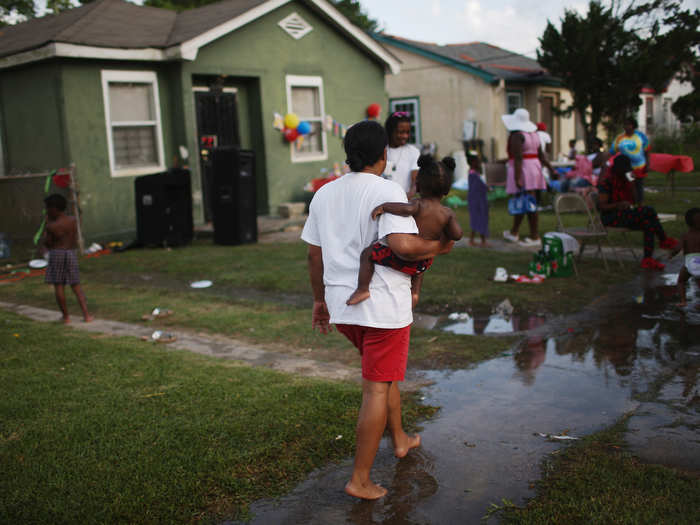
[[360, 0, 699, 58], [25, 0, 700, 59]]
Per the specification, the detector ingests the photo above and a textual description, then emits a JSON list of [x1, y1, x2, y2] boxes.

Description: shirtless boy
[[347, 155, 463, 307], [42, 194, 93, 324], [675, 208, 700, 307]]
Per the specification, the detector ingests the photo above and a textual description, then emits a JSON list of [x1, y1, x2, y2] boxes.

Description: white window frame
[[506, 90, 523, 115], [285, 75, 327, 163], [389, 97, 421, 145], [101, 70, 166, 177]]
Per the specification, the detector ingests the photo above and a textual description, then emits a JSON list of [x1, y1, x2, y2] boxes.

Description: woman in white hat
[[501, 108, 554, 246]]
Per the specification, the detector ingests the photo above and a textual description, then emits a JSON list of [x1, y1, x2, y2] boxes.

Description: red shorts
[[336, 324, 410, 382]]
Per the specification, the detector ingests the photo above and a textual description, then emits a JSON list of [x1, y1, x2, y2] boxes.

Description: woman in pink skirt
[[501, 108, 554, 247]]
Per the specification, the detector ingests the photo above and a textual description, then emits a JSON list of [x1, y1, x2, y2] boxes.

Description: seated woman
[[598, 155, 678, 270]]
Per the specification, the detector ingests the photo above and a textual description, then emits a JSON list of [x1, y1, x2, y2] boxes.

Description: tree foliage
[[141, 0, 380, 32], [537, 0, 699, 147]]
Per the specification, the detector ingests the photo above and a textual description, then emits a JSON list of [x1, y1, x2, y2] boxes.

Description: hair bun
[[441, 156, 456, 171], [417, 154, 433, 169]]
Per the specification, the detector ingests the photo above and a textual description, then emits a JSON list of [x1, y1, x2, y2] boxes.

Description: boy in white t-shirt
[[384, 112, 420, 196], [302, 121, 453, 500]]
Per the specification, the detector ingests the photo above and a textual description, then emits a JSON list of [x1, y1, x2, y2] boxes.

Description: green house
[[0, 0, 399, 241]]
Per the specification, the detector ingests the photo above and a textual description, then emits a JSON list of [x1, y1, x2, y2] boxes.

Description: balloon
[[366, 103, 381, 119], [283, 128, 299, 142], [297, 121, 312, 135], [284, 113, 300, 129]]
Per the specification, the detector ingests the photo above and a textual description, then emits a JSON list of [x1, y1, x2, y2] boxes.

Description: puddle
[[239, 263, 700, 524], [414, 311, 547, 335]]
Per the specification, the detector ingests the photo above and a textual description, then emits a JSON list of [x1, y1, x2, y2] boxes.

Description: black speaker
[[134, 169, 193, 246], [210, 147, 257, 245]]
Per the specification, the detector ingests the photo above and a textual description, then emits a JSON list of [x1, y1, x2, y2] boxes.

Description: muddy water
[[240, 267, 699, 524]]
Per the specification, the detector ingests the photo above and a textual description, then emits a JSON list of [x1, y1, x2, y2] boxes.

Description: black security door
[[195, 90, 240, 221]]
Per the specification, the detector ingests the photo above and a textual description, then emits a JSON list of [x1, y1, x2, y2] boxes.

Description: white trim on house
[[0, 0, 401, 74], [0, 43, 167, 70], [101, 70, 166, 178], [285, 74, 327, 163]]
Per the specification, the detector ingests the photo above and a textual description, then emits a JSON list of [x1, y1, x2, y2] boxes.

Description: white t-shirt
[[301, 172, 419, 329], [385, 144, 420, 194], [537, 131, 552, 152]]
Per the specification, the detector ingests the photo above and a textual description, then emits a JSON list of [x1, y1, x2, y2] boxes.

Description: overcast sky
[[360, 0, 699, 58], [27, 0, 699, 59]]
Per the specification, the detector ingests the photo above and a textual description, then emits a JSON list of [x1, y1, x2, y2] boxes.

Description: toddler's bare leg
[[411, 273, 424, 309], [53, 285, 70, 323], [469, 231, 477, 246], [677, 267, 690, 306], [480, 234, 490, 247], [71, 284, 93, 322], [345, 379, 389, 500], [347, 245, 375, 305], [387, 381, 421, 458]]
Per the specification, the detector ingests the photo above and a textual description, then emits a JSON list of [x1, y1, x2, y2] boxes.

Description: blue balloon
[[297, 121, 312, 135]]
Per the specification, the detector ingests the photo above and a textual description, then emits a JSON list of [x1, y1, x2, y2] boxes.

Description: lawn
[[498, 415, 700, 524], [0, 309, 435, 523]]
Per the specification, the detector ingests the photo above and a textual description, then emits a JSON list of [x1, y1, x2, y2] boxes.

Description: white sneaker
[[502, 230, 519, 243], [519, 237, 542, 247]]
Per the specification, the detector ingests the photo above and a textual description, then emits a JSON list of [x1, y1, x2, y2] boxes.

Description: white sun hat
[[501, 108, 537, 133]]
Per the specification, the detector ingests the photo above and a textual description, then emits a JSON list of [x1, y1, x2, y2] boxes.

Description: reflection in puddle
[[441, 313, 547, 335], [242, 269, 700, 524]]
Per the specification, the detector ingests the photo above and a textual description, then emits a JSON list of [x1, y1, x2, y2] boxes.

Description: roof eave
[[372, 34, 497, 83], [0, 42, 168, 70]]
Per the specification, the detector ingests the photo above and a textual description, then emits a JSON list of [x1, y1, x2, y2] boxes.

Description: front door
[[195, 90, 240, 221]]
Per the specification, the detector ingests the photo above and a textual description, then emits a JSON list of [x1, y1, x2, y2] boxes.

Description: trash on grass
[[493, 267, 508, 282], [536, 432, 579, 441], [141, 330, 177, 343], [190, 280, 213, 289], [28, 259, 48, 269], [335, 435, 343, 440], [85, 242, 103, 254], [141, 308, 173, 321]]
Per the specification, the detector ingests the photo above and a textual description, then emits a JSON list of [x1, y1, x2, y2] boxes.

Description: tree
[[538, 0, 699, 148], [1, 0, 37, 25], [330, 0, 379, 33]]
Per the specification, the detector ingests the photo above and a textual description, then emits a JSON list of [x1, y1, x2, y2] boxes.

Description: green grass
[[498, 415, 700, 524], [0, 310, 435, 523]]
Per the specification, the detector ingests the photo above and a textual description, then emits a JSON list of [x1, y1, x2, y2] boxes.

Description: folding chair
[[589, 192, 638, 260], [554, 193, 623, 276], [484, 162, 507, 187]]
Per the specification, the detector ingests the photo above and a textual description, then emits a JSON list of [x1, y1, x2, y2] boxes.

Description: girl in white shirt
[[384, 112, 420, 197]]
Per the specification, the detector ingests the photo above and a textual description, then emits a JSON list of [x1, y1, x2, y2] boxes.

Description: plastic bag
[[508, 192, 537, 215]]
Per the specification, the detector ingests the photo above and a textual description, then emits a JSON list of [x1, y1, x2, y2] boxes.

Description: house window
[[389, 97, 421, 144], [507, 91, 523, 114], [285, 75, 327, 163], [101, 70, 165, 177], [645, 97, 654, 131]]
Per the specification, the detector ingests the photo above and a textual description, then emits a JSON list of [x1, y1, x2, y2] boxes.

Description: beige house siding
[[384, 43, 576, 161], [384, 45, 501, 160]]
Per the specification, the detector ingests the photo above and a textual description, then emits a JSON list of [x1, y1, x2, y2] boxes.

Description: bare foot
[[84, 315, 94, 323], [62, 316, 71, 325], [393, 432, 421, 458], [469, 240, 477, 247], [345, 480, 387, 500], [346, 289, 370, 305], [480, 242, 492, 248]]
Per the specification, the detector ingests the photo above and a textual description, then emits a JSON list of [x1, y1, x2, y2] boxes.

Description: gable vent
[[278, 12, 313, 40]]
